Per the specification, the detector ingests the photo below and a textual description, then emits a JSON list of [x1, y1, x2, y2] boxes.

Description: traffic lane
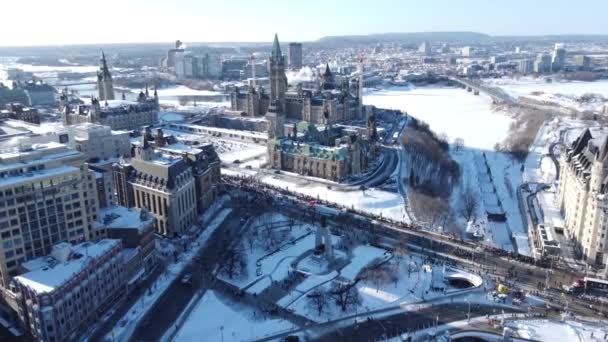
[[132, 214, 244, 341], [314, 304, 521, 342]]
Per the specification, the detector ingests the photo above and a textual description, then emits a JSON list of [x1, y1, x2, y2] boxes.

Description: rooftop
[[14, 239, 120, 294], [93, 205, 155, 232]]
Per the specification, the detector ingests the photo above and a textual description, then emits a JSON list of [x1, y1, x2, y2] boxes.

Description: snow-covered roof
[[14, 239, 120, 294], [92, 205, 154, 231]]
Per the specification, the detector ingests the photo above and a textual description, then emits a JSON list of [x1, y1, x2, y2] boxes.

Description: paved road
[[314, 303, 522, 342], [131, 213, 243, 342]]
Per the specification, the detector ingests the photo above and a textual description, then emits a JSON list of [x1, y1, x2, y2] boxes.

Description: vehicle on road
[[181, 274, 192, 285]]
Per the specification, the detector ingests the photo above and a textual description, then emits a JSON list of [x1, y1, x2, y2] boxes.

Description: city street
[[131, 213, 244, 342]]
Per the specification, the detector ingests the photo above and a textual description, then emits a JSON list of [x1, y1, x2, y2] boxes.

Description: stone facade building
[[267, 116, 378, 182], [230, 34, 362, 125], [62, 54, 158, 131], [558, 128, 608, 266], [12, 240, 125, 342], [0, 103, 40, 124], [113, 127, 220, 236], [61, 91, 159, 131]]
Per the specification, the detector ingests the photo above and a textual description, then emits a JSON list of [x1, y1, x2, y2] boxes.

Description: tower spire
[[271, 33, 282, 60]]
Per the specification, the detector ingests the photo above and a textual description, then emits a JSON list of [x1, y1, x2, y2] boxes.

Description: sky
[[1, 0, 607, 46]]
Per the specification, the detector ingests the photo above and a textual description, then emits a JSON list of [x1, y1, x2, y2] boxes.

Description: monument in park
[[314, 224, 334, 262]]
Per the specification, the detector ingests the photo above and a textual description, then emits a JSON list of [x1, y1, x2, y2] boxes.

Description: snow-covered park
[[173, 290, 293, 342], [506, 319, 608, 342]]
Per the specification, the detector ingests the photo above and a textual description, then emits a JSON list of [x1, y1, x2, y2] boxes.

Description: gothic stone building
[[557, 128, 608, 266], [267, 107, 378, 182], [62, 53, 159, 130], [230, 34, 361, 125]]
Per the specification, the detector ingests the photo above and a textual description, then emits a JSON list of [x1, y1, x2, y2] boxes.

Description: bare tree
[[221, 243, 247, 279], [461, 187, 478, 221], [244, 228, 256, 253], [330, 282, 362, 312], [307, 289, 328, 316], [409, 189, 449, 229]]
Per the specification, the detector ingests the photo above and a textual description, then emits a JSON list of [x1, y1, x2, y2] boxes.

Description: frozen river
[[364, 85, 514, 150]]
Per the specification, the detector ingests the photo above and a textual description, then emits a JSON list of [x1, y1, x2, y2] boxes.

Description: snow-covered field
[[364, 85, 513, 150], [259, 174, 410, 223], [506, 319, 608, 342], [173, 290, 292, 342], [485, 77, 608, 113]]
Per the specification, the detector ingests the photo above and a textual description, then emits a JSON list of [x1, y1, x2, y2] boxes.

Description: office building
[[288, 42, 303, 70], [551, 43, 566, 72], [12, 240, 125, 342], [0, 141, 100, 287]]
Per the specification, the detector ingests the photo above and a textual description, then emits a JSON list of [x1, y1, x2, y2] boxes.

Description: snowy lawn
[[260, 174, 410, 224], [506, 319, 608, 342], [218, 213, 315, 292], [173, 290, 292, 342], [340, 245, 390, 281]]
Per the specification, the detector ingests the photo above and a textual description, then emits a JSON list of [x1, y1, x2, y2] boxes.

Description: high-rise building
[[288, 42, 303, 70], [268, 34, 288, 102], [574, 55, 592, 70], [461, 46, 472, 57], [534, 53, 552, 73], [517, 59, 534, 75], [0, 141, 99, 287], [551, 43, 566, 72], [97, 52, 114, 101], [418, 41, 431, 56], [558, 129, 608, 266]]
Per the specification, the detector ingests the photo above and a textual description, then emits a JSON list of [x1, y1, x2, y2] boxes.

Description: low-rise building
[[69, 123, 131, 161], [11, 240, 125, 342], [0, 103, 41, 124], [92, 206, 157, 283], [20, 81, 56, 106], [0, 83, 29, 108]]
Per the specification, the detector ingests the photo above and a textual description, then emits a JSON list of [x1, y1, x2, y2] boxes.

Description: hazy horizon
[[1, 0, 607, 47]]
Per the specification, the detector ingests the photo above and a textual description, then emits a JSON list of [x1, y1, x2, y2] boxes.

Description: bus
[[563, 277, 608, 294]]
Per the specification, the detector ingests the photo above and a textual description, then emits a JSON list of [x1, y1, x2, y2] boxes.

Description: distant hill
[[315, 32, 491, 46], [314, 32, 608, 46]]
